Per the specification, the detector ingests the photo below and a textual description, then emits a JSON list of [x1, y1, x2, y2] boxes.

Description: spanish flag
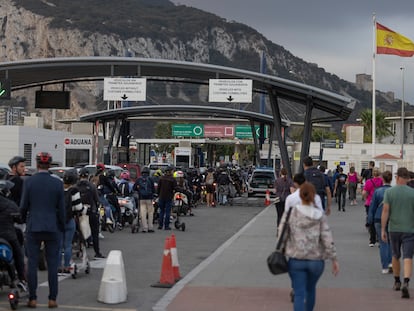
[[376, 23, 414, 57]]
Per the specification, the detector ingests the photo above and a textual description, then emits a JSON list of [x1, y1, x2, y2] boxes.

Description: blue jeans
[[59, 218, 76, 268], [288, 258, 325, 311], [158, 198, 172, 229], [25, 231, 61, 301], [374, 222, 392, 269]]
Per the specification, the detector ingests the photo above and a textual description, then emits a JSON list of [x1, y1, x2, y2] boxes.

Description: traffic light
[[0, 79, 11, 100]]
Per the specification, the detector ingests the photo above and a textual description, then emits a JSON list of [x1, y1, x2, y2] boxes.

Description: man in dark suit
[[20, 152, 65, 309]]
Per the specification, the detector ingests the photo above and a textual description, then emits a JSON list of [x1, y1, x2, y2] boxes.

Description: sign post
[[0, 79, 11, 100], [104, 77, 146, 101], [172, 124, 204, 137], [208, 79, 252, 103]]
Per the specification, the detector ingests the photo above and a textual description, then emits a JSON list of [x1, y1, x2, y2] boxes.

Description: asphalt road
[[0, 195, 265, 311]]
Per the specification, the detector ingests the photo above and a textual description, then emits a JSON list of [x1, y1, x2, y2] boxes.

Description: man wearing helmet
[[94, 164, 122, 226], [20, 152, 65, 308], [7, 156, 26, 206], [0, 170, 26, 288], [133, 166, 156, 232], [77, 168, 104, 259]]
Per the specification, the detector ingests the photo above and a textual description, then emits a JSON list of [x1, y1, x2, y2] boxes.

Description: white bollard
[[97, 250, 127, 304]]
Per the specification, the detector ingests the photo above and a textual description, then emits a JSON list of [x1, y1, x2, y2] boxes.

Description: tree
[[288, 126, 339, 142], [154, 122, 175, 154], [360, 109, 393, 143]]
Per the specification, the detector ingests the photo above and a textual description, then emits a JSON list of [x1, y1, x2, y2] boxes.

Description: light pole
[[400, 67, 405, 159]]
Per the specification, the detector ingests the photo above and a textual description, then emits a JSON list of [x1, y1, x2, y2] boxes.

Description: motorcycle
[[98, 196, 117, 233], [0, 214, 28, 310], [118, 196, 139, 233]]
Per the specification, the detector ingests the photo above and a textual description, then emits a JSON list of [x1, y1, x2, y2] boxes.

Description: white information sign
[[208, 79, 252, 103], [104, 77, 147, 101]]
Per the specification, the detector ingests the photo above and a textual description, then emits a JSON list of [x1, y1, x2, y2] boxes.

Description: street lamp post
[[400, 67, 405, 159]]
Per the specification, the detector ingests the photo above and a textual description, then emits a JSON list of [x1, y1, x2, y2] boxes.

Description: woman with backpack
[[205, 168, 215, 207]]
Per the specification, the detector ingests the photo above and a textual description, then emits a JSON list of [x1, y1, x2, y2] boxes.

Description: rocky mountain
[[0, 0, 408, 135]]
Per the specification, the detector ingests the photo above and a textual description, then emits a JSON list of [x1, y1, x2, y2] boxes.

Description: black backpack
[[118, 181, 130, 197], [304, 168, 326, 197], [136, 177, 153, 197]]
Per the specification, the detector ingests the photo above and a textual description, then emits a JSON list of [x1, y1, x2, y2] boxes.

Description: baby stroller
[[69, 212, 91, 279]]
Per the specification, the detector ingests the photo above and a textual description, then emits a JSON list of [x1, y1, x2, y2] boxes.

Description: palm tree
[[360, 109, 393, 143]]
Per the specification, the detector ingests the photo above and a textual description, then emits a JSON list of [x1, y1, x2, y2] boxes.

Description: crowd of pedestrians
[[273, 155, 414, 310], [3, 151, 414, 309]]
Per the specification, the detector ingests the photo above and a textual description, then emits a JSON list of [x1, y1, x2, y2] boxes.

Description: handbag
[[267, 206, 293, 275], [78, 214, 91, 240]]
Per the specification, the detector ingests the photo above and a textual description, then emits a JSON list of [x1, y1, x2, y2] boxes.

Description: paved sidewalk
[[154, 198, 413, 311]]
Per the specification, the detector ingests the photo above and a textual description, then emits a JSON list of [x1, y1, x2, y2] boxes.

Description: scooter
[[118, 196, 139, 233], [99, 197, 117, 233], [0, 237, 28, 310]]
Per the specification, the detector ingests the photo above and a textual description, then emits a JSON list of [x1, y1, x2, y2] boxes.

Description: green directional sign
[[235, 125, 268, 139], [172, 124, 204, 137], [0, 79, 11, 100]]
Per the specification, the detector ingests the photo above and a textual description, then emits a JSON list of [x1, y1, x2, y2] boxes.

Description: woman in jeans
[[278, 182, 339, 311], [60, 170, 84, 273], [347, 166, 359, 205]]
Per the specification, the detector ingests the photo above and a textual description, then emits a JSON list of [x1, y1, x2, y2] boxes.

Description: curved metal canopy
[[0, 56, 355, 175], [79, 105, 287, 125], [0, 56, 354, 120]]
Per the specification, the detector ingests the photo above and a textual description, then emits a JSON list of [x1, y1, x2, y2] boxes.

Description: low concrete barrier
[[97, 250, 127, 304]]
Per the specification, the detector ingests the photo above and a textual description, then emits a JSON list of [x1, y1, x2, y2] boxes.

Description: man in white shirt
[[285, 173, 323, 212]]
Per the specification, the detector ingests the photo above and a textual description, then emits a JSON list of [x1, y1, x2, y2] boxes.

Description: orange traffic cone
[[170, 234, 181, 282], [151, 237, 175, 288], [264, 189, 271, 206]]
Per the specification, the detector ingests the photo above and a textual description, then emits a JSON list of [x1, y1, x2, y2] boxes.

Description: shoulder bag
[[267, 206, 293, 275]]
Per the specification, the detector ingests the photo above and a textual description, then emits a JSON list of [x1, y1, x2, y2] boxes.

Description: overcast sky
[[172, 0, 414, 106]]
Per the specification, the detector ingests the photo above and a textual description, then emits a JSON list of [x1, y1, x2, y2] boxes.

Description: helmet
[[0, 179, 14, 197], [63, 169, 78, 185], [142, 167, 150, 175], [78, 167, 89, 178], [96, 163, 105, 172], [8, 156, 26, 168], [174, 170, 184, 178], [0, 168, 9, 180], [120, 171, 130, 180], [107, 169, 115, 179], [36, 152, 52, 165]]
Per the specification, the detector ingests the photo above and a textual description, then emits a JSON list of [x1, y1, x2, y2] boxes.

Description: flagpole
[[372, 14, 376, 158], [400, 66, 405, 159]]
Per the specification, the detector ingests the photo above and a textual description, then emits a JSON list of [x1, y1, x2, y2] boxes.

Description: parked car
[[246, 167, 276, 197], [147, 163, 173, 177], [81, 164, 124, 180], [48, 166, 75, 179]]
